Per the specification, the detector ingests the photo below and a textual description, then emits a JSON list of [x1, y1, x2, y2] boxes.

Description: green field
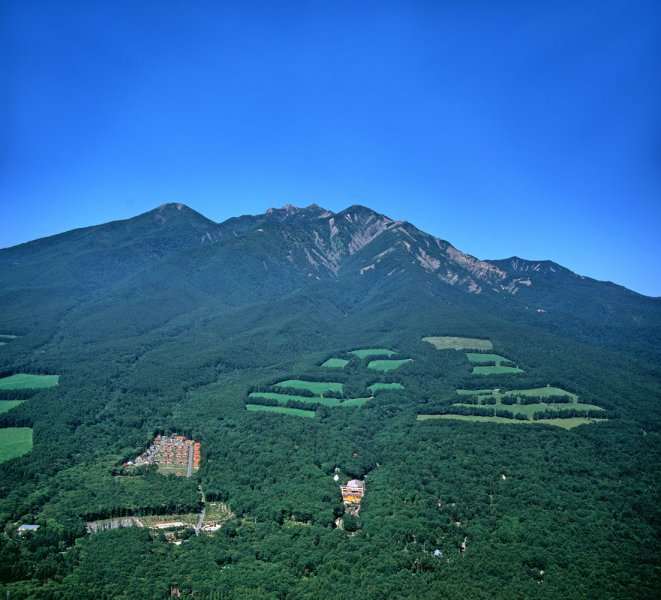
[[249, 392, 341, 407], [157, 464, 189, 477], [416, 414, 607, 430], [341, 397, 373, 407], [423, 336, 493, 351], [275, 380, 343, 394], [466, 353, 514, 365], [368, 359, 412, 372], [0, 401, 24, 414], [368, 382, 404, 392], [453, 386, 600, 417], [246, 404, 316, 418], [0, 428, 33, 462], [472, 365, 524, 375], [350, 348, 397, 358], [0, 374, 60, 389], [321, 358, 349, 368]]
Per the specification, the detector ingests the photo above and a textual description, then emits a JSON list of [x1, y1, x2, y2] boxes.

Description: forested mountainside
[[0, 204, 659, 599]]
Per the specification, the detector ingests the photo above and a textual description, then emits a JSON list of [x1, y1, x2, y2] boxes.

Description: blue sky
[[2, 0, 660, 296]]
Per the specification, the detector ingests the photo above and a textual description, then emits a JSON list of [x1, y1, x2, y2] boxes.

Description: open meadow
[[0, 427, 33, 462], [0, 374, 60, 389], [422, 336, 493, 350]]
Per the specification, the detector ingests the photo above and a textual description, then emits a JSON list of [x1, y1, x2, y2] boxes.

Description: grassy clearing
[[0, 335, 18, 339], [423, 336, 493, 351], [246, 404, 316, 418], [321, 358, 349, 368], [0, 374, 59, 390], [456, 388, 494, 396], [368, 382, 404, 392], [350, 348, 397, 358], [157, 464, 189, 477], [205, 502, 232, 521], [472, 365, 524, 375], [416, 415, 606, 430], [368, 359, 412, 372], [506, 386, 578, 400], [275, 380, 343, 395], [466, 353, 513, 365], [341, 397, 373, 407], [0, 401, 24, 414], [139, 514, 199, 527], [249, 392, 340, 407], [0, 428, 33, 462]]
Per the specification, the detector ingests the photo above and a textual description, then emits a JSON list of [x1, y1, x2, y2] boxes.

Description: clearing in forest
[[0, 427, 33, 462], [0, 374, 60, 389], [0, 335, 17, 347], [275, 379, 343, 394], [321, 358, 349, 368], [423, 336, 493, 351], [465, 353, 523, 375], [246, 404, 316, 418], [341, 397, 372, 407], [350, 348, 397, 358], [368, 359, 412, 372], [0, 400, 24, 414], [368, 382, 404, 392], [250, 392, 341, 407], [416, 414, 607, 430]]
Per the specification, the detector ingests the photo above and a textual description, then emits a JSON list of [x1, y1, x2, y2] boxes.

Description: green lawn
[[341, 397, 373, 407], [246, 404, 316, 418], [472, 365, 524, 375], [275, 380, 343, 394], [0, 401, 24, 414], [321, 358, 349, 368], [466, 353, 514, 365], [0, 374, 60, 389], [416, 414, 606, 430], [368, 359, 412, 372], [422, 336, 493, 351], [249, 392, 341, 407], [350, 348, 397, 358], [0, 428, 33, 462], [368, 382, 404, 392]]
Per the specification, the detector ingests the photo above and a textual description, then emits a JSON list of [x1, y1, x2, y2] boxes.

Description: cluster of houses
[[340, 479, 365, 515], [124, 434, 200, 473]]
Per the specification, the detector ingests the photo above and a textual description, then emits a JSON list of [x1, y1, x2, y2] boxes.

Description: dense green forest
[[0, 204, 659, 598]]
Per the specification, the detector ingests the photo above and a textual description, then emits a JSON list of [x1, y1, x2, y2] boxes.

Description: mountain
[[0, 204, 659, 599], [1, 203, 658, 359]]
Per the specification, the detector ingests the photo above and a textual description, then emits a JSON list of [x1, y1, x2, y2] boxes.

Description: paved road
[[186, 444, 194, 477], [195, 506, 206, 536]]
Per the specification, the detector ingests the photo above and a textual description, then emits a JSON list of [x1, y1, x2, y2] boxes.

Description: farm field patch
[[0, 401, 24, 414], [368, 359, 412, 372], [275, 379, 343, 394], [341, 397, 373, 407], [368, 382, 404, 392], [472, 365, 524, 375], [416, 414, 606, 429], [0, 428, 33, 462], [466, 353, 514, 365], [423, 336, 492, 350], [0, 374, 59, 389], [249, 392, 341, 407], [321, 358, 349, 368], [350, 348, 397, 358], [246, 404, 316, 418]]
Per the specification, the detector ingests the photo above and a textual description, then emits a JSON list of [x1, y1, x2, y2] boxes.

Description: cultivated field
[[350, 348, 397, 358], [275, 380, 343, 394], [0, 427, 33, 462], [249, 392, 341, 407], [466, 353, 514, 366], [423, 336, 493, 350], [368, 382, 404, 392], [246, 404, 316, 418], [0, 374, 60, 389], [416, 414, 607, 430], [341, 397, 372, 407], [0, 400, 24, 414], [368, 359, 412, 372], [321, 358, 349, 368]]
